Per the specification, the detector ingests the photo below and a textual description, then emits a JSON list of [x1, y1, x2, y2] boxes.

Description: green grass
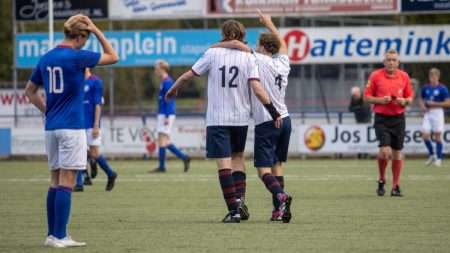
[[1, 159, 450, 253]]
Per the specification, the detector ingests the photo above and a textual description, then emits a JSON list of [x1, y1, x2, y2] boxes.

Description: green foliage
[[0, 0, 12, 81]]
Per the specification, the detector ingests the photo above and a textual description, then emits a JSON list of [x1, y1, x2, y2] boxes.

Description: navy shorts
[[374, 113, 405, 150], [254, 117, 292, 168], [206, 126, 248, 159]]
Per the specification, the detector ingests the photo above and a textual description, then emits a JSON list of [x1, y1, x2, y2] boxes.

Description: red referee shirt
[[364, 68, 413, 116]]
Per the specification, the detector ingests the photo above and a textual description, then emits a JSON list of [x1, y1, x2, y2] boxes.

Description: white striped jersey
[[251, 53, 291, 125], [191, 48, 260, 126]]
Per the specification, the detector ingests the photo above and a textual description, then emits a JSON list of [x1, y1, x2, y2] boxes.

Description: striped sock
[[261, 173, 283, 208], [232, 171, 246, 201], [272, 176, 284, 209], [218, 169, 238, 211]]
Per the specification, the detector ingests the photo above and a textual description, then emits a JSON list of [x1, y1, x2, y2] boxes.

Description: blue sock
[[54, 186, 72, 239], [159, 147, 166, 170], [424, 139, 434, 156], [167, 144, 188, 161], [97, 155, 115, 177], [46, 187, 57, 236], [436, 142, 443, 159], [75, 171, 84, 187]]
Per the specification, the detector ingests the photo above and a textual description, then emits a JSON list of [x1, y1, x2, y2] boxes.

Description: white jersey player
[[165, 19, 285, 223], [211, 10, 293, 223]]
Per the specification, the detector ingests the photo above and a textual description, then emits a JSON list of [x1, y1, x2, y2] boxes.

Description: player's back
[[31, 46, 100, 130], [252, 52, 290, 125], [193, 48, 259, 126], [83, 75, 103, 129]]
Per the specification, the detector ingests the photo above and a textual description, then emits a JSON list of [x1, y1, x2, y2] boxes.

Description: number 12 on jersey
[[47, 66, 64, 94], [219, 65, 239, 88]]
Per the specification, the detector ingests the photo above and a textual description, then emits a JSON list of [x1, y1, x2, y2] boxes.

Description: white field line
[[2, 174, 450, 183]]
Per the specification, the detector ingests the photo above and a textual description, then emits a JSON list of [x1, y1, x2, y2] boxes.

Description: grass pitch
[[1, 159, 450, 253]]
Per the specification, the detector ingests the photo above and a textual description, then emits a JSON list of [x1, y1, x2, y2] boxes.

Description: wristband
[[263, 102, 281, 120]]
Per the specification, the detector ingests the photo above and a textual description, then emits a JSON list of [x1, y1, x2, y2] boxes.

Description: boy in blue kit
[[74, 68, 118, 191], [419, 68, 450, 167], [150, 60, 190, 173], [24, 14, 118, 248]]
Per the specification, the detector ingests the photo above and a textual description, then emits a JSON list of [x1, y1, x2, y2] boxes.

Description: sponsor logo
[[304, 125, 326, 151], [282, 27, 450, 63]]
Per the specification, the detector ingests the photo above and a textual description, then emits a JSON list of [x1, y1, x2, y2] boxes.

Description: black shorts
[[374, 113, 405, 150], [206, 126, 248, 159], [254, 117, 292, 168]]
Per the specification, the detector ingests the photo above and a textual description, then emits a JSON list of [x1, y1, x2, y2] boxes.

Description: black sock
[[218, 169, 238, 211]]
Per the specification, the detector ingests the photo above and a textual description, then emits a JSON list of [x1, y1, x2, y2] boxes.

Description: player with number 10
[[25, 14, 118, 248]]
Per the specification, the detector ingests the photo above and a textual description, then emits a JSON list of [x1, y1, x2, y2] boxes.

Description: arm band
[[263, 102, 281, 120]]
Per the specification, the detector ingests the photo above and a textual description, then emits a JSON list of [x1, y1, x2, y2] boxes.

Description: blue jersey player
[[25, 15, 118, 248], [74, 68, 118, 191], [419, 68, 450, 167], [150, 60, 190, 173]]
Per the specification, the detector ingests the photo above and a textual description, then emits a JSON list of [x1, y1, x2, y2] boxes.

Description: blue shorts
[[254, 117, 292, 168], [206, 126, 248, 159]]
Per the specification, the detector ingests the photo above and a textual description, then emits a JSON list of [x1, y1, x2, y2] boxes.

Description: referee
[[364, 49, 414, 197]]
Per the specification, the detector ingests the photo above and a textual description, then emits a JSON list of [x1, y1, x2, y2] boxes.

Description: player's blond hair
[[429, 67, 441, 78], [385, 48, 398, 57], [64, 14, 90, 39], [156, 59, 170, 73], [221, 20, 246, 42]]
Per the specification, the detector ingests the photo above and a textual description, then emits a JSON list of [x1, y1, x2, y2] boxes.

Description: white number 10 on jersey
[[46, 66, 64, 94]]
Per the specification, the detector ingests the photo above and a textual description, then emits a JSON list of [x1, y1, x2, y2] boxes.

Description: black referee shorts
[[374, 113, 406, 150]]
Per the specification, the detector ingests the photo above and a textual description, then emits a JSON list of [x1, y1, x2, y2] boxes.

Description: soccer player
[[74, 68, 118, 192], [150, 60, 190, 173], [419, 68, 450, 167], [210, 10, 292, 222], [364, 49, 414, 197], [166, 19, 288, 223], [24, 14, 118, 247]]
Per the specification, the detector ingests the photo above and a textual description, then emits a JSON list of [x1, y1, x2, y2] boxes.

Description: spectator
[[349, 86, 372, 123]]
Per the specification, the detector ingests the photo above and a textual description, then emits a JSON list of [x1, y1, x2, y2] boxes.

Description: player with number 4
[[210, 9, 293, 222], [166, 18, 290, 223]]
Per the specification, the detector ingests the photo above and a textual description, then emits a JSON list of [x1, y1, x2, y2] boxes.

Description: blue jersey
[[84, 75, 103, 129], [421, 84, 449, 104], [158, 76, 176, 116], [30, 45, 100, 130]]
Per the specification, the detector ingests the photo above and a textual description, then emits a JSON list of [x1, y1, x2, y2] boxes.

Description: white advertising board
[[279, 26, 450, 64], [299, 124, 450, 154], [109, 0, 205, 19], [0, 89, 42, 116]]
